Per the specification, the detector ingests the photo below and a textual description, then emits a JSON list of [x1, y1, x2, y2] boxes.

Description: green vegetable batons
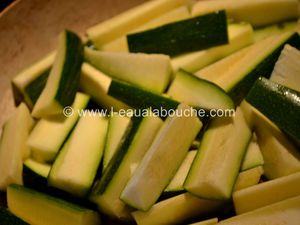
[[0, 103, 34, 191], [167, 69, 234, 111], [80, 63, 130, 111], [253, 21, 297, 42], [233, 171, 300, 214], [87, 0, 190, 48], [102, 114, 131, 172], [121, 104, 202, 211], [90, 112, 163, 221], [191, 0, 299, 28], [246, 77, 300, 144], [257, 126, 300, 179], [127, 11, 228, 56], [48, 113, 108, 197], [213, 32, 300, 104], [164, 150, 197, 193], [240, 136, 264, 171], [28, 93, 90, 163], [194, 45, 251, 82], [7, 184, 100, 225], [108, 79, 179, 112], [84, 48, 171, 93], [184, 108, 252, 200], [270, 44, 300, 92], [234, 166, 264, 191], [132, 193, 223, 225], [240, 101, 300, 179], [32, 30, 83, 118], [171, 23, 253, 72], [218, 196, 300, 225], [12, 52, 55, 108], [102, 5, 190, 52]]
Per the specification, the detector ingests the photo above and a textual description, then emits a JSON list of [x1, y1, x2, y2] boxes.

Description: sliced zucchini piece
[[121, 104, 202, 211], [246, 77, 300, 143], [0, 103, 34, 191], [7, 184, 100, 225], [270, 44, 300, 92], [24, 158, 50, 179], [214, 32, 300, 104], [87, 0, 190, 48], [0, 207, 28, 225], [240, 101, 300, 179], [253, 21, 297, 42], [90, 112, 163, 221], [167, 69, 234, 111], [80, 63, 130, 111], [184, 108, 252, 200], [32, 30, 83, 118], [12, 52, 55, 108], [171, 23, 253, 72], [48, 113, 108, 197], [102, 114, 131, 172], [191, 0, 299, 28], [165, 150, 197, 193], [23, 158, 51, 191], [28, 93, 90, 163], [127, 11, 228, 56], [102, 6, 190, 52], [233, 171, 300, 214], [189, 218, 218, 225], [132, 193, 224, 225], [218, 196, 300, 225], [80, 65, 179, 112], [108, 79, 179, 112], [195, 44, 251, 82], [84, 48, 171, 93], [241, 136, 264, 171], [234, 166, 264, 191]]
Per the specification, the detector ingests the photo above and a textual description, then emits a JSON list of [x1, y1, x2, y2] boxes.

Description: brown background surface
[[0, 0, 146, 132]]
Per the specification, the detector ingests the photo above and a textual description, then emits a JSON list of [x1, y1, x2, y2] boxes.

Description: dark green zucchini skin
[[25, 69, 50, 106], [54, 30, 83, 107], [92, 117, 141, 194], [0, 207, 29, 225], [246, 77, 300, 144], [127, 11, 228, 56], [12, 70, 49, 108], [108, 79, 179, 114], [23, 164, 48, 192], [229, 32, 300, 105]]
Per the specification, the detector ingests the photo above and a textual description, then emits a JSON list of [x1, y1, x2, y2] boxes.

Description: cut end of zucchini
[[270, 44, 300, 92], [167, 69, 235, 111]]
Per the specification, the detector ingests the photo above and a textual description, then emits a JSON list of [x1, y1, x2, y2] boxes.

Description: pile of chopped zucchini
[[1, 0, 300, 224]]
